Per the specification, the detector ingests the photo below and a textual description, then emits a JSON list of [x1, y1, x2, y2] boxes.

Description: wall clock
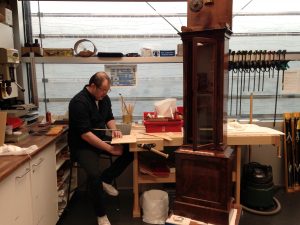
[[189, 0, 203, 12]]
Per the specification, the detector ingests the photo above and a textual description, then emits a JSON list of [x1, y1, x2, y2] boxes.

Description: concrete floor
[[57, 187, 300, 225]]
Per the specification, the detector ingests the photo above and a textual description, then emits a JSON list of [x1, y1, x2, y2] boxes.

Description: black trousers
[[74, 141, 133, 217]]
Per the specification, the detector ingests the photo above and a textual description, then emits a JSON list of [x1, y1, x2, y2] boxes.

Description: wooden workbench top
[[0, 125, 67, 183]]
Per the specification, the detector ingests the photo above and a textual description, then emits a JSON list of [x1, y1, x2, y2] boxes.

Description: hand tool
[[235, 51, 241, 115], [273, 50, 281, 127], [239, 51, 246, 115], [229, 50, 235, 115], [251, 50, 258, 92], [271, 51, 276, 78], [242, 50, 247, 92], [261, 50, 267, 91], [257, 50, 262, 91], [137, 143, 169, 158], [247, 50, 252, 92], [284, 113, 294, 187], [234, 66, 239, 116], [294, 114, 300, 185], [281, 50, 287, 90], [267, 51, 272, 78]]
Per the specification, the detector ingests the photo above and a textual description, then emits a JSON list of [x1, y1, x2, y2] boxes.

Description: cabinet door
[[0, 161, 33, 225], [0, 171, 15, 225], [13, 162, 33, 225], [31, 144, 58, 225]]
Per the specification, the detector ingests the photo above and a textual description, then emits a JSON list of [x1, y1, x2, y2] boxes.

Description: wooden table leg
[[235, 145, 241, 206], [132, 151, 141, 217]]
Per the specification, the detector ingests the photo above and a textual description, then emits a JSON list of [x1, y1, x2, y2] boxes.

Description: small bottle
[[46, 112, 52, 123], [33, 39, 40, 47]]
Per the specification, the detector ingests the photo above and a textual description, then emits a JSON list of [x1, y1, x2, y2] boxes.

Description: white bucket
[[140, 189, 169, 224]]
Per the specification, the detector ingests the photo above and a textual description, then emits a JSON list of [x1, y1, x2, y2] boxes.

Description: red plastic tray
[[143, 110, 183, 133], [144, 120, 182, 133]]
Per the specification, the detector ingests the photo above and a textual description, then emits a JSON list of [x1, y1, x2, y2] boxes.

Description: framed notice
[[105, 64, 137, 86], [283, 71, 300, 94]]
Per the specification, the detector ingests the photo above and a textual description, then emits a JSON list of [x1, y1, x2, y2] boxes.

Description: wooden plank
[[226, 135, 281, 146], [111, 135, 137, 144], [140, 132, 173, 141]]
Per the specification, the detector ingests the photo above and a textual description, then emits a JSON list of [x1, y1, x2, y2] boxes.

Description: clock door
[[192, 37, 217, 148], [182, 29, 230, 150]]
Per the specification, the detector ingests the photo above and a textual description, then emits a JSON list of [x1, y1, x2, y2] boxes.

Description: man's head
[[87, 72, 111, 100]]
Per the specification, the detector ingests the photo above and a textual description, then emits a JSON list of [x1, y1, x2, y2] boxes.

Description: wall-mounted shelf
[[21, 56, 183, 64], [21, 52, 300, 64], [21, 54, 183, 108]]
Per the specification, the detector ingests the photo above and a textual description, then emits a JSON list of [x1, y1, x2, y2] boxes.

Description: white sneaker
[[98, 215, 111, 225], [102, 182, 119, 196]]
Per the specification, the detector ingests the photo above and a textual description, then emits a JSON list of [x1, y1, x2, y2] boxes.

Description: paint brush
[[119, 93, 129, 114]]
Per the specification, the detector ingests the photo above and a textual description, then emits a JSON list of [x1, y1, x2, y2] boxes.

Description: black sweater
[[68, 85, 114, 152]]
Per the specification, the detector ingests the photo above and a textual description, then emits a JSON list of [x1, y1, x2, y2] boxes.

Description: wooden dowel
[[93, 128, 120, 131], [249, 93, 253, 124]]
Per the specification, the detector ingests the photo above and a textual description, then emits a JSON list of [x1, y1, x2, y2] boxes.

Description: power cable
[[233, 0, 254, 19], [146, 2, 180, 34], [242, 197, 281, 215]]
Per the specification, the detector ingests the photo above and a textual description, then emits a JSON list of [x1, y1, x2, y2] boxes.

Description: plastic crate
[[143, 111, 182, 133], [144, 120, 182, 133]]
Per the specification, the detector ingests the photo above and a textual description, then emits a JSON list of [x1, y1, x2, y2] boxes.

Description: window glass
[[27, 0, 300, 121], [230, 0, 300, 118]]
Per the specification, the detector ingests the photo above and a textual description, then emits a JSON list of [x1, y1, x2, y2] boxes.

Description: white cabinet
[[0, 173, 14, 225], [0, 161, 32, 225], [30, 144, 58, 225], [0, 134, 73, 225], [13, 162, 33, 225]]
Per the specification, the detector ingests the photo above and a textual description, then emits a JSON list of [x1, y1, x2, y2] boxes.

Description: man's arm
[[81, 131, 122, 155], [107, 119, 122, 138]]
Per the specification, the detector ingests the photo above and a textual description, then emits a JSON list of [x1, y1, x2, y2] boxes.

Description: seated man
[[68, 72, 133, 225]]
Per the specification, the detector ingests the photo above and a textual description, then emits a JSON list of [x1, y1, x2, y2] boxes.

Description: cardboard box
[[21, 47, 43, 57], [0, 112, 7, 146], [0, 7, 13, 26], [43, 48, 74, 57]]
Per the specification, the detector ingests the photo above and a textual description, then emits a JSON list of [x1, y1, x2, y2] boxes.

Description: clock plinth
[[174, 147, 235, 225]]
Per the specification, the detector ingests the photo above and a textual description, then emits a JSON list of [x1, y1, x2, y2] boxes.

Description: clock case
[[173, 28, 235, 225]]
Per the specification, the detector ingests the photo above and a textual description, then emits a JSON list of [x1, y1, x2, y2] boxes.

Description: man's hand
[[112, 130, 122, 138], [110, 145, 123, 156]]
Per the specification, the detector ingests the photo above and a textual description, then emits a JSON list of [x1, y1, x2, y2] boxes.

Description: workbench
[[124, 123, 284, 218], [126, 125, 183, 218], [225, 123, 284, 207]]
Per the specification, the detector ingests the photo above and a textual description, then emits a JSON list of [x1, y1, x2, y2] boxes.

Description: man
[[68, 72, 133, 225]]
